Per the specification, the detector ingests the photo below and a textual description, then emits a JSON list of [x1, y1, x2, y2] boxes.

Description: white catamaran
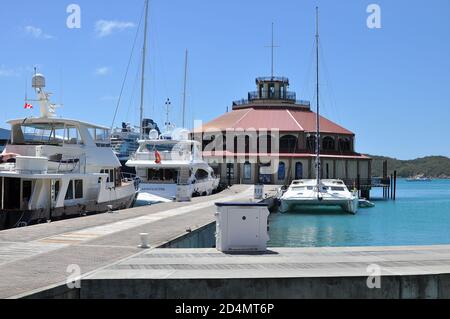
[[0, 74, 138, 230], [280, 8, 359, 214]]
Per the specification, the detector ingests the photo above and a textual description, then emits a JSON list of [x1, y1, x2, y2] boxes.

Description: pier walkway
[[0, 185, 257, 298], [83, 246, 450, 299]]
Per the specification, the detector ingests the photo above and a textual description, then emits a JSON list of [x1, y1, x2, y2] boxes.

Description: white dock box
[[215, 203, 270, 252]]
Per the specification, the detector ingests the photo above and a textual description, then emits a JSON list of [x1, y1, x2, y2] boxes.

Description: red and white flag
[[24, 103, 33, 109]]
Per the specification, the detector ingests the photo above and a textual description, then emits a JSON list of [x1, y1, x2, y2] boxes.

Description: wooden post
[[393, 170, 397, 201], [389, 174, 394, 199]]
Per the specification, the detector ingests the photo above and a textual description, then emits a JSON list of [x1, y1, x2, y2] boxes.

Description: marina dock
[[0, 185, 265, 299], [1, 183, 449, 299]]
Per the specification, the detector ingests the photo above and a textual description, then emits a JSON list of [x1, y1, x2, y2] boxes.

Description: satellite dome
[[172, 128, 190, 141], [148, 129, 159, 140], [32, 74, 46, 89]]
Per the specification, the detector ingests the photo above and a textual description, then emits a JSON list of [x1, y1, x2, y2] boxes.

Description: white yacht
[[0, 74, 138, 230], [280, 179, 359, 214], [126, 128, 220, 203], [279, 8, 358, 215]]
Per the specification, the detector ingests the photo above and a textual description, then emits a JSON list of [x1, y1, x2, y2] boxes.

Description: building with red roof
[[193, 76, 371, 190]]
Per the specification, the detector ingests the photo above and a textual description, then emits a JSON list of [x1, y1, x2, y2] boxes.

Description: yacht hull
[[139, 179, 219, 202], [0, 192, 137, 231]]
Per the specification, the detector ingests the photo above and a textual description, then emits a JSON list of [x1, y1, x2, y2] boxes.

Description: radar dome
[[172, 128, 190, 141], [32, 74, 46, 89], [148, 129, 159, 140]]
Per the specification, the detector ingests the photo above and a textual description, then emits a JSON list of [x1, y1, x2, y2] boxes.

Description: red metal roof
[[194, 107, 353, 135]]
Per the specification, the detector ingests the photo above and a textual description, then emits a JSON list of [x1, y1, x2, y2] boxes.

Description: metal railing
[[341, 178, 391, 189], [256, 76, 289, 83], [233, 94, 311, 107]]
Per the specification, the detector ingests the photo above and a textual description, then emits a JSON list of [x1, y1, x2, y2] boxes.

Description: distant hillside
[[368, 155, 450, 178]]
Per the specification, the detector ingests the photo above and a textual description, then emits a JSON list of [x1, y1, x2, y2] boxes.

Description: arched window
[[338, 138, 351, 152], [280, 135, 298, 153], [295, 162, 303, 180], [258, 135, 272, 154], [244, 162, 252, 180], [322, 136, 335, 151], [234, 135, 252, 154], [278, 162, 286, 181], [306, 135, 316, 152]]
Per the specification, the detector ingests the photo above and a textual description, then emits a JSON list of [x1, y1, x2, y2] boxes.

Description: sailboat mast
[[139, 0, 150, 140], [182, 49, 188, 128], [315, 6, 321, 187]]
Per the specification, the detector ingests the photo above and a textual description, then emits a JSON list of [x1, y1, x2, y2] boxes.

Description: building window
[[295, 162, 304, 180], [226, 163, 234, 185], [269, 83, 275, 98], [258, 135, 272, 154], [278, 162, 286, 181], [338, 138, 351, 152], [280, 135, 298, 153], [322, 136, 335, 151], [244, 162, 252, 180], [307, 135, 316, 152]]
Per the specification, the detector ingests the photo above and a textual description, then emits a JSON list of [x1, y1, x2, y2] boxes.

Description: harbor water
[[268, 179, 450, 247]]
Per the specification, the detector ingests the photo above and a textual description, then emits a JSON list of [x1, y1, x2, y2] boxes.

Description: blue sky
[[0, 0, 449, 160]]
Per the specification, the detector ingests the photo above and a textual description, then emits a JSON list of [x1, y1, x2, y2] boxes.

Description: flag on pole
[[24, 103, 33, 109]]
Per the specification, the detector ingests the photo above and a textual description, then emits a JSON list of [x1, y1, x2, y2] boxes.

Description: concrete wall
[[158, 222, 216, 249], [80, 274, 450, 299]]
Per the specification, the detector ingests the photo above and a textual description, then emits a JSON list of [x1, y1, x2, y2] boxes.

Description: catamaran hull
[[280, 197, 359, 215], [0, 193, 137, 231]]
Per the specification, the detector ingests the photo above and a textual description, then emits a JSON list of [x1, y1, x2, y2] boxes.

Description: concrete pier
[[82, 246, 450, 299], [1, 183, 450, 299], [0, 185, 258, 299]]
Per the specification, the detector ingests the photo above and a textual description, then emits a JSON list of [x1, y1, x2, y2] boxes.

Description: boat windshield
[[145, 143, 175, 152], [12, 123, 83, 146], [88, 127, 111, 147]]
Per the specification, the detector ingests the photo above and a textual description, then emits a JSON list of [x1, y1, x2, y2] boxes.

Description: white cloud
[[95, 20, 136, 38], [95, 67, 112, 76], [24, 26, 54, 39], [100, 95, 119, 101], [0, 65, 44, 77], [0, 67, 19, 77]]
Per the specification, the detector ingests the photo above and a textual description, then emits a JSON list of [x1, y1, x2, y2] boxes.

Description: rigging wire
[[110, 1, 145, 130], [299, 39, 316, 107], [126, 61, 142, 124], [318, 40, 348, 174]]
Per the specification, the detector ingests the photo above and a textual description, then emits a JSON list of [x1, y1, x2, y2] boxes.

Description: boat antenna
[[182, 49, 188, 129], [139, 0, 150, 140], [265, 22, 278, 79], [315, 6, 321, 192], [165, 98, 172, 131]]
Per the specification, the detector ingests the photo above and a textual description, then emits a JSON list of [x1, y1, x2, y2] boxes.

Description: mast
[[271, 22, 274, 79], [315, 6, 321, 189], [182, 49, 188, 128], [139, 0, 150, 140]]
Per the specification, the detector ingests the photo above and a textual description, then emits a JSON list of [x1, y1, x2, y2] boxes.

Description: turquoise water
[[268, 179, 450, 247]]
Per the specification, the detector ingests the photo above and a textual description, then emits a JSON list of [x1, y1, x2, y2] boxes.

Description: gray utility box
[[215, 203, 270, 252]]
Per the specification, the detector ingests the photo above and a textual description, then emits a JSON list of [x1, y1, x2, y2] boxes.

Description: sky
[[0, 0, 449, 160]]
